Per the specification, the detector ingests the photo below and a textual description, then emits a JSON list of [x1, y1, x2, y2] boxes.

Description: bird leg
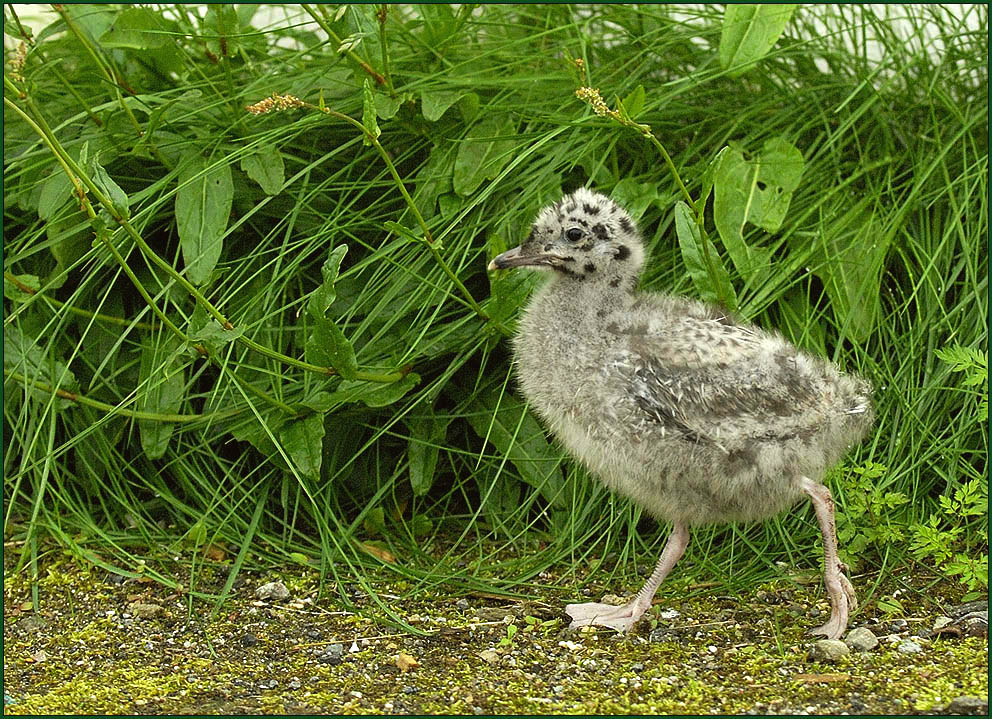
[[800, 477, 857, 640], [566, 523, 689, 633]]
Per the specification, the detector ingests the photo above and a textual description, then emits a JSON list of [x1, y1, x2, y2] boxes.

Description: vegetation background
[[3, 4, 987, 626]]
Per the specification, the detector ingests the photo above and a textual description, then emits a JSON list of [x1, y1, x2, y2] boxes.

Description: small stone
[[844, 627, 878, 652], [649, 627, 680, 643], [326, 643, 344, 657], [807, 639, 850, 662], [896, 639, 923, 654], [932, 616, 954, 632], [13, 616, 47, 634], [631, 662, 645, 673], [287, 677, 302, 690], [130, 603, 165, 619], [240, 633, 258, 647], [888, 618, 908, 633], [946, 696, 988, 715], [455, 598, 469, 609], [255, 581, 290, 601], [478, 649, 500, 665]]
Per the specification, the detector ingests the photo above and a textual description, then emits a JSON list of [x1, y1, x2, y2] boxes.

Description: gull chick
[[488, 187, 873, 639]]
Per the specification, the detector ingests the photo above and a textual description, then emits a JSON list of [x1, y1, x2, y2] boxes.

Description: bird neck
[[543, 265, 641, 312]]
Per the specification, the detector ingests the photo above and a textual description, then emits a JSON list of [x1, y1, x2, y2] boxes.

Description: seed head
[[575, 86, 617, 120], [246, 92, 306, 116]]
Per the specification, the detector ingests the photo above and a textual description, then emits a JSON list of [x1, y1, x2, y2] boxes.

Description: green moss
[[4, 555, 987, 715]]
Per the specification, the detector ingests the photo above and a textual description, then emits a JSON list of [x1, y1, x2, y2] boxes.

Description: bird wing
[[607, 316, 824, 445]]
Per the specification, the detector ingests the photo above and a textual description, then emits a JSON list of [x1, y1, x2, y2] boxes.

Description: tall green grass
[[3, 5, 987, 616]]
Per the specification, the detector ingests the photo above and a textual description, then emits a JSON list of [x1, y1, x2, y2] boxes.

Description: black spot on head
[[560, 256, 575, 263], [565, 203, 577, 213], [591, 223, 608, 240], [583, 203, 600, 215], [609, 277, 622, 288], [616, 245, 631, 260], [578, 241, 595, 251], [583, 262, 596, 273], [543, 243, 554, 251], [619, 217, 633, 233]]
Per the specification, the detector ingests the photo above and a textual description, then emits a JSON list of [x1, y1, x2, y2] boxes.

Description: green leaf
[[408, 407, 452, 497], [3, 325, 79, 411], [240, 148, 285, 195], [466, 387, 566, 508], [383, 221, 426, 245], [453, 114, 517, 196], [421, 89, 463, 122], [790, 196, 888, 341], [719, 4, 797, 77], [362, 78, 381, 146], [204, 5, 240, 57], [188, 303, 245, 347], [308, 244, 349, 319], [620, 84, 646, 119], [414, 146, 455, 219], [88, 157, 130, 218], [137, 335, 186, 459], [101, 7, 171, 49], [674, 201, 737, 310], [3, 274, 40, 303], [38, 171, 73, 221], [306, 318, 358, 380], [176, 151, 233, 286], [713, 138, 804, 281], [611, 178, 658, 221], [279, 413, 325, 480], [374, 93, 404, 120], [333, 373, 421, 408]]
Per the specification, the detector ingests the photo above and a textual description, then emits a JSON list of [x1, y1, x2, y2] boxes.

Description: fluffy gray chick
[[488, 187, 873, 639]]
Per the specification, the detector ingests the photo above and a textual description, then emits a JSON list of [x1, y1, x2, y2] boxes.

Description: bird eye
[[566, 227, 583, 242]]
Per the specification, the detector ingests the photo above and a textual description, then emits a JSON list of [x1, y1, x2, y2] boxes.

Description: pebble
[[887, 618, 908, 633], [945, 696, 988, 715], [456, 598, 469, 609], [130, 603, 165, 619], [844, 627, 878, 652], [13, 616, 47, 634], [478, 649, 499, 665], [807, 639, 850, 662], [896, 639, 923, 654], [240, 633, 258, 647], [255, 581, 290, 601]]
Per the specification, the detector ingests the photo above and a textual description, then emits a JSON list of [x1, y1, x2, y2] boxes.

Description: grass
[[2, 4, 987, 626]]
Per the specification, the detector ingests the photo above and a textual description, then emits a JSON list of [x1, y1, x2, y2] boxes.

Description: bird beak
[[488, 246, 554, 270]]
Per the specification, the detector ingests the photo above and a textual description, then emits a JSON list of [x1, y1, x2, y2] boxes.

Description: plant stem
[[301, 4, 386, 85]]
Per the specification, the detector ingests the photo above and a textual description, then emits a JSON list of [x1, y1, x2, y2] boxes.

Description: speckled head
[[488, 188, 645, 287]]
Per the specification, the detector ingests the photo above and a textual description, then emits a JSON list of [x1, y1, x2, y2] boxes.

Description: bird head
[[488, 188, 645, 287]]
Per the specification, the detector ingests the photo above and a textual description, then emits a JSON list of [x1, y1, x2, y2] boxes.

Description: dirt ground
[[2, 551, 987, 715]]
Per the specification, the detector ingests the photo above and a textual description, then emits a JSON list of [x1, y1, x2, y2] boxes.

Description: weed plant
[[3, 5, 987, 620]]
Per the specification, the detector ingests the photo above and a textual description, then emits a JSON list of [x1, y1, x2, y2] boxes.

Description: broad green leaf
[[279, 413, 326, 480], [674, 201, 737, 311], [620, 84, 646, 119], [137, 335, 186, 459], [89, 157, 130, 218], [38, 171, 73, 221], [453, 114, 517, 196], [421, 89, 462, 122], [713, 138, 804, 281], [611, 178, 658, 221], [204, 5, 239, 57], [188, 303, 245, 347], [485, 258, 542, 326], [414, 146, 455, 219], [793, 196, 889, 342], [3, 274, 40, 303], [458, 93, 480, 123], [719, 4, 797, 77], [306, 318, 358, 380], [308, 244, 349, 319], [408, 407, 452, 497], [466, 387, 566, 508], [101, 7, 171, 49], [374, 93, 404, 119], [322, 373, 421, 408], [362, 79, 381, 146], [176, 152, 233, 286], [240, 148, 285, 195], [3, 325, 78, 411]]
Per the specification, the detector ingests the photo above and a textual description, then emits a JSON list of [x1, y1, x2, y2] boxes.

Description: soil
[[2, 550, 987, 715]]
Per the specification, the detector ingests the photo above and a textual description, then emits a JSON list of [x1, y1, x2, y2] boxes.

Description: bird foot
[[807, 569, 858, 640], [565, 601, 645, 633]]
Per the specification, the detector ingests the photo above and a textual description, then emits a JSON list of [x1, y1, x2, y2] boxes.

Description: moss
[[3, 555, 987, 715]]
